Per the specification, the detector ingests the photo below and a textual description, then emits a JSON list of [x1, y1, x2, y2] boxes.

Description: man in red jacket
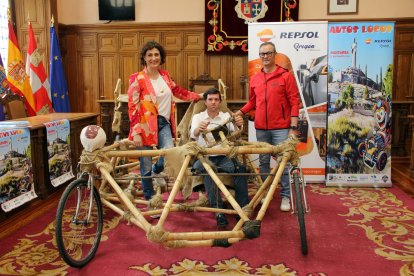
[[235, 41, 300, 211]]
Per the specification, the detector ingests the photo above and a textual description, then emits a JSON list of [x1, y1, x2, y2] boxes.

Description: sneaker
[[216, 213, 228, 228], [147, 205, 161, 219], [152, 172, 167, 187], [280, 197, 291, 212], [148, 207, 161, 219]]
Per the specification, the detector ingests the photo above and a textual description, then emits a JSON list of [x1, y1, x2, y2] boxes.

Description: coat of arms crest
[[235, 0, 269, 24]]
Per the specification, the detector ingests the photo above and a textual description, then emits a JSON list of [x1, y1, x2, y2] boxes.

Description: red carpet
[[1, 184, 414, 275]]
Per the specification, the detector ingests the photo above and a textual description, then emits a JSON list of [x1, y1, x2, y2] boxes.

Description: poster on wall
[[0, 128, 37, 212], [248, 21, 328, 182], [44, 119, 74, 187], [326, 22, 394, 187]]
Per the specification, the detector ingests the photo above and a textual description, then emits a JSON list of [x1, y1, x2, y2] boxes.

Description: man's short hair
[[203, 87, 221, 101], [259, 41, 277, 53]]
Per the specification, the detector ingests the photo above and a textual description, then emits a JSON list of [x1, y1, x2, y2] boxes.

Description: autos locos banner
[[326, 22, 394, 187], [248, 21, 328, 182], [44, 119, 74, 187], [0, 128, 37, 212]]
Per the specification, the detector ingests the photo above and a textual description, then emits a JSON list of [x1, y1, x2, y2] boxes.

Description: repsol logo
[[294, 43, 315, 51], [280, 32, 319, 39]]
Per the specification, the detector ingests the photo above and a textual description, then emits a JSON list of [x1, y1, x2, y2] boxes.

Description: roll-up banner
[[248, 21, 328, 183], [326, 22, 394, 187]]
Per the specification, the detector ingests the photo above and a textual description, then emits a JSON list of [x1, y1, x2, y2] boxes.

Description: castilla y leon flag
[[7, 20, 36, 116], [26, 21, 54, 115]]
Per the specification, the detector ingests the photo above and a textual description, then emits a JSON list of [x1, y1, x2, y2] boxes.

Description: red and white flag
[[26, 21, 54, 114]]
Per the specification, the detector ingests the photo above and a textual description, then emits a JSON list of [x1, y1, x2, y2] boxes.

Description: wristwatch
[[290, 125, 298, 131]]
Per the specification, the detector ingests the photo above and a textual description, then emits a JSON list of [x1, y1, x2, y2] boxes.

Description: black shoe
[[216, 213, 228, 228]]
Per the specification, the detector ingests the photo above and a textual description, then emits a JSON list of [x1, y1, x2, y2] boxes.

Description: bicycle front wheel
[[55, 177, 103, 267], [292, 170, 308, 255]]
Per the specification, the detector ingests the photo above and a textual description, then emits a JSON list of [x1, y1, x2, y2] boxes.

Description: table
[[13, 113, 99, 198]]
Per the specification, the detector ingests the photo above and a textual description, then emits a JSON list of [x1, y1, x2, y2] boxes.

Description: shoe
[[152, 172, 167, 187], [280, 197, 291, 212], [216, 213, 228, 228], [147, 205, 161, 219]]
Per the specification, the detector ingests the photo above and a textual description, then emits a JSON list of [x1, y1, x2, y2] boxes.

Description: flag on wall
[[0, 53, 8, 120], [50, 23, 70, 112], [7, 20, 36, 116], [26, 21, 54, 115]]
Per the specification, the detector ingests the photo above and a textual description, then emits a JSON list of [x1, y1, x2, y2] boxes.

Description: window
[[0, 0, 9, 69]]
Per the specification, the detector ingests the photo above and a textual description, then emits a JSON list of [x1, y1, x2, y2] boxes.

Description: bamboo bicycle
[[55, 120, 309, 267]]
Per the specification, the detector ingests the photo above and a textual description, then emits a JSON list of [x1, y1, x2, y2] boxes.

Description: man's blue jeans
[[139, 116, 174, 200], [192, 155, 249, 209], [256, 129, 290, 198]]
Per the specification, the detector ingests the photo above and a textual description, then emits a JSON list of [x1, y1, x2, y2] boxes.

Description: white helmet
[[80, 125, 107, 152]]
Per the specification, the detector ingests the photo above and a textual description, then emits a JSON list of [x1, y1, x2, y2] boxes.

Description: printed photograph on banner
[[326, 22, 394, 186], [248, 21, 328, 182], [0, 128, 37, 212], [44, 119, 74, 187]]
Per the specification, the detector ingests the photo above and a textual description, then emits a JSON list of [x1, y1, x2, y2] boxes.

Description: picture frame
[[328, 0, 359, 15]]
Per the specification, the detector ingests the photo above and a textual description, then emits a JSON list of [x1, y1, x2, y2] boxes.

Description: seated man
[[190, 88, 249, 228]]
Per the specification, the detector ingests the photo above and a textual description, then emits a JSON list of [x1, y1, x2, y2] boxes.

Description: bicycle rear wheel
[[292, 169, 308, 255], [55, 177, 103, 267]]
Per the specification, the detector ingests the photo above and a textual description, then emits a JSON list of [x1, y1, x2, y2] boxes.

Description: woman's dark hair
[[140, 41, 166, 66], [203, 87, 221, 101]]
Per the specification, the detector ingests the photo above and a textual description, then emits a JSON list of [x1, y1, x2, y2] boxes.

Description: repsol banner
[[248, 21, 328, 183], [326, 22, 394, 187]]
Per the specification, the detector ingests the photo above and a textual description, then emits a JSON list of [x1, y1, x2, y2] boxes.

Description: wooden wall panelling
[[183, 32, 204, 50], [119, 32, 139, 93], [392, 20, 414, 156], [230, 55, 248, 100], [119, 33, 138, 51], [77, 33, 97, 52], [99, 53, 120, 100], [183, 52, 205, 89], [393, 24, 414, 102], [163, 32, 183, 51], [139, 33, 161, 47], [164, 51, 184, 88], [394, 52, 414, 101], [77, 52, 99, 113], [98, 33, 118, 52], [13, 0, 56, 74], [119, 53, 139, 94], [62, 33, 78, 111]]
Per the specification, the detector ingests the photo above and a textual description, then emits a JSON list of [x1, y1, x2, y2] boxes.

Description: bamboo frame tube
[[98, 165, 151, 231], [164, 240, 214, 248], [197, 154, 249, 221], [114, 160, 140, 170], [249, 165, 279, 209], [103, 195, 238, 215], [105, 146, 283, 159], [101, 197, 144, 230], [256, 156, 289, 221], [156, 155, 193, 228], [102, 196, 149, 206], [167, 229, 245, 241]]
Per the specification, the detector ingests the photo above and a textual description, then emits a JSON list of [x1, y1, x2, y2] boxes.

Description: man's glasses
[[259, 51, 275, 58]]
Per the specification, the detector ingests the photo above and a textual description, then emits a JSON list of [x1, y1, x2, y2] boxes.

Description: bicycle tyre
[[293, 171, 308, 255], [55, 177, 103, 267]]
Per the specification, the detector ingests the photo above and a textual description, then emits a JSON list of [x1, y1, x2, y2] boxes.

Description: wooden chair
[[0, 91, 28, 120], [189, 73, 218, 95]]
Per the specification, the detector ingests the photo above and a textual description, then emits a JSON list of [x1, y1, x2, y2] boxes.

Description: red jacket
[[240, 66, 300, 130]]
